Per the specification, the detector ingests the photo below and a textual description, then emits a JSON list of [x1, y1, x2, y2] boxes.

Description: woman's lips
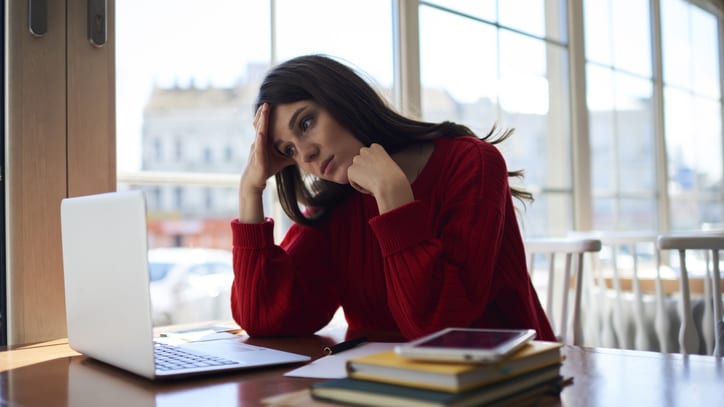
[[321, 156, 334, 176]]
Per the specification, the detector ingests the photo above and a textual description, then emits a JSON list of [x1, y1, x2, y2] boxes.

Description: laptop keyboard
[[154, 342, 239, 371]]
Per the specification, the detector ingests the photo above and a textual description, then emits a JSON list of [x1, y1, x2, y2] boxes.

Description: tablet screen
[[413, 329, 528, 349], [395, 328, 537, 362]]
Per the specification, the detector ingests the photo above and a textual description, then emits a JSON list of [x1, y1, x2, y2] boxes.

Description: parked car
[[148, 247, 234, 326]]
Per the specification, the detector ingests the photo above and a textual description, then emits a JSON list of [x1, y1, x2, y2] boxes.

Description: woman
[[232, 54, 555, 342]]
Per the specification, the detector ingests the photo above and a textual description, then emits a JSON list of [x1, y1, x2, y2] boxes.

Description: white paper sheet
[[283, 342, 397, 379]]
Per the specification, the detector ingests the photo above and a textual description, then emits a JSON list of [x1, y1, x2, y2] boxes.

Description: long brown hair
[[255, 55, 531, 227]]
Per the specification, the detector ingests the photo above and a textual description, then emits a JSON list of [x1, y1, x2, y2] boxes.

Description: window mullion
[[650, 0, 670, 232], [393, 0, 421, 118], [568, 0, 593, 231]]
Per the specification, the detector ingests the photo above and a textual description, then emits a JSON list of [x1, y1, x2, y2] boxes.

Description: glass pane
[[584, 0, 613, 66], [661, 0, 691, 88], [662, 0, 721, 97], [615, 73, 654, 193], [117, 0, 270, 174], [664, 87, 693, 181], [691, 6, 721, 98], [593, 198, 614, 230], [419, 5, 498, 133], [275, 0, 393, 88], [422, 0, 496, 21], [611, 0, 651, 76], [593, 197, 657, 230], [499, 31, 571, 190], [588, 66, 656, 228], [669, 194, 702, 230], [661, 0, 723, 232], [586, 64, 615, 110], [691, 97, 723, 189], [701, 198, 724, 225], [665, 87, 723, 231], [498, 0, 546, 38], [520, 193, 574, 238], [664, 86, 697, 229], [664, 89, 723, 192], [588, 65, 615, 192], [618, 198, 657, 230], [118, 183, 240, 326], [499, 31, 547, 111], [585, 0, 651, 76]]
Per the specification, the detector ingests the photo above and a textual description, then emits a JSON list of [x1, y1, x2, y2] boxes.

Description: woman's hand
[[238, 103, 295, 223], [347, 143, 414, 214], [241, 103, 295, 194]]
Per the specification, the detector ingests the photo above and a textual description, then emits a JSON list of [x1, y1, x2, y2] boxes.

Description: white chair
[[525, 237, 602, 346], [575, 232, 667, 352], [656, 233, 724, 356]]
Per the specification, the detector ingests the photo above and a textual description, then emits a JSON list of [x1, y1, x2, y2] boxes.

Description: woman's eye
[[283, 145, 297, 157], [300, 116, 313, 132]]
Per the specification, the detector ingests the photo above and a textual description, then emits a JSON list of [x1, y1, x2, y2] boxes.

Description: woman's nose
[[300, 143, 319, 163]]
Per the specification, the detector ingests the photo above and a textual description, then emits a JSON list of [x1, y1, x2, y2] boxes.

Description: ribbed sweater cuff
[[231, 218, 276, 249], [369, 201, 431, 256]]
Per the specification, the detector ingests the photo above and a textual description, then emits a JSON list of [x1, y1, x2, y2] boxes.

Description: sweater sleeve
[[369, 141, 509, 340], [230, 218, 339, 336]]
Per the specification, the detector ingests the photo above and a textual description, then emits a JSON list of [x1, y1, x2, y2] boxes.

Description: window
[[419, 1, 572, 237], [115, 0, 723, 326], [584, 0, 658, 232], [661, 0, 723, 230]]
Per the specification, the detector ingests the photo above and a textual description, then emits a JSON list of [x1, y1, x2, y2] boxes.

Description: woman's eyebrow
[[288, 106, 307, 130]]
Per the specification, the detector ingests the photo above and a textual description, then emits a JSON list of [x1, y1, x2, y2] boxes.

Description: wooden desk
[[2, 328, 723, 406]]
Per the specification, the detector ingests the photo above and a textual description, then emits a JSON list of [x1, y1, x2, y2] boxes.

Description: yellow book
[[346, 340, 563, 393]]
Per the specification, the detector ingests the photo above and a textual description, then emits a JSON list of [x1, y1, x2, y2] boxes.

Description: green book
[[311, 364, 564, 407]]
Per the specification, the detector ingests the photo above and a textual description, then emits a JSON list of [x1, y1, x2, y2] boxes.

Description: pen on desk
[[323, 336, 367, 355]]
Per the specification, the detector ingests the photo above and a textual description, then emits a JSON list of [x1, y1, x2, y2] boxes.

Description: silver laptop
[[60, 190, 310, 379]]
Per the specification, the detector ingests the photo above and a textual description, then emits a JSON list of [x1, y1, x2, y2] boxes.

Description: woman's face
[[269, 100, 363, 184]]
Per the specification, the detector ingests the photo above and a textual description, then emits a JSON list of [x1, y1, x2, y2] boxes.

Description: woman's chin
[[322, 172, 348, 185], [329, 178, 348, 185]]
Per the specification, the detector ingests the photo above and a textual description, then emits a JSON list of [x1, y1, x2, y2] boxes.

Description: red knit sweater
[[230, 136, 555, 342]]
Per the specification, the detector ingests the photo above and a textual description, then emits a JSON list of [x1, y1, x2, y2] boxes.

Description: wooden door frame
[[6, 0, 115, 346]]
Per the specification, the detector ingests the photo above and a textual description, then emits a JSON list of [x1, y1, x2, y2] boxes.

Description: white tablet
[[394, 327, 536, 363]]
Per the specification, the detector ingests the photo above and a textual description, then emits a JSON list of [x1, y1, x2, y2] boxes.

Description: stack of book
[[310, 340, 567, 407]]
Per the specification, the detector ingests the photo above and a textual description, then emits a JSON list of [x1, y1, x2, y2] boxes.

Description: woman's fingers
[[257, 103, 274, 152], [252, 104, 268, 157], [349, 180, 371, 195], [248, 103, 295, 177], [252, 103, 264, 130], [348, 143, 411, 198]]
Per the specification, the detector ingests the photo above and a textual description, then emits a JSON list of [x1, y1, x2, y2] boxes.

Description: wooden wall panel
[[7, 0, 116, 345], [67, 0, 116, 197], [7, 0, 69, 345]]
